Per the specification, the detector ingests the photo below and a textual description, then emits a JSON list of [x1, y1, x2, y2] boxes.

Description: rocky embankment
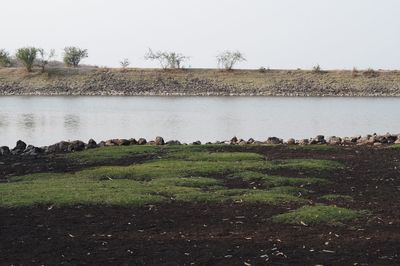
[[1, 68, 400, 96], [1, 133, 399, 157]]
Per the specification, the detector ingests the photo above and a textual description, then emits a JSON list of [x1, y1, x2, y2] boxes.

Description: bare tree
[[145, 48, 189, 69], [216, 50, 246, 70], [120, 58, 130, 69], [0, 49, 11, 67], [37, 48, 55, 72]]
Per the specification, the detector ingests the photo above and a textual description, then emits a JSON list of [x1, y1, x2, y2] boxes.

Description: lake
[[0, 96, 399, 147]]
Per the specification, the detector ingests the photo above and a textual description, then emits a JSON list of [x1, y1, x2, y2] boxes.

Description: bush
[[216, 50, 246, 70], [37, 48, 55, 73], [363, 68, 379, 78], [312, 64, 322, 73], [63, 47, 88, 67], [145, 49, 189, 69], [16, 47, 38, 72], [0, 49, 11, 67]]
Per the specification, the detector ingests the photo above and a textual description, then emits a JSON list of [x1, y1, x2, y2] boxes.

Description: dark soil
[[1, 145, 400, 265]]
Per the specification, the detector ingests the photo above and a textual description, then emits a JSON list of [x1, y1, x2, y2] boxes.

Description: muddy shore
[[1, 67, 400, 96]]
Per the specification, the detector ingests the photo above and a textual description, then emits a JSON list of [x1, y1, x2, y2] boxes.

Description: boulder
[[23, 145, 44, 156], [129, 138, 138, 145], [116, 139, 130, 146], [265, 137, 283, 145], [68, 140, 86, 152], [155, 136, 165, 145], [247, 138, 255, 144], [192, 140, 201, 145], [98, 141, 106, 147], [46, 141, 70, 153], [105, 140, 116, 146], [310, 135, 326, 144], [137, 138, 147, 145], [298, 139, 309, 145], [166, 140, 181, 145], [12, 140, 27, 154], [0, 146, 11, 156], [238, 140, 247, 145], [230, 136, 238, 145], [87, 139, 97, 149], [286, 138, 296, 145], [328, 136, 342, 145]]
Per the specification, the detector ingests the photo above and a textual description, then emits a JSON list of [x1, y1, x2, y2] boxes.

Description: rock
[[238, 140, 247, 145], [192, 141, 201, 145], [105, 140, 116, 146], [98, 141, 106, 147], [166, 140, 181, 145], [373, 142, 383, 146], [87, 139, 97, 149], [286, 138, 296, 145], [328, 136, 342, 145], [155, 136, 165, 145], [129, 138, 138, 145], [395, 138, 400, 144], [265, 137, 283, 145], [68, 140, 86, 152], [137, 138, 147, 145], [310, 135, 326, 144], [148, 140, 156, 145], [230, 136, 238, 145], [205, 142, 212, 145], [12, 140, 27, 154], [384, 134, 397, 144], [116, 139, 130, 146], [298, 139, 309, 145], [0, 146, 11, 156], [23, 145, 44, 156], [46, 141, 70, 153], [247, 138, 255, 144]]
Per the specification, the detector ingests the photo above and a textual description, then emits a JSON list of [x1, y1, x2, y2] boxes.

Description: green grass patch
[[1, 148, 344, 207], [272, 205, 365, 225], [67, 145, 158, 163]]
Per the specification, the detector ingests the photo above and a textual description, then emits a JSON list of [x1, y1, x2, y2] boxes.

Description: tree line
[[0, 47, 245, 72]]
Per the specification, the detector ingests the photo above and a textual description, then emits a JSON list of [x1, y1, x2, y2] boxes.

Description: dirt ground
[[1, 145, 399, 265]]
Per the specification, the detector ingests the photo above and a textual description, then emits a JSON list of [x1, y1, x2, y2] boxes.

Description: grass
[[1, 147, 344, 210], [272, 205, 365, 225], [67, 145, 159, 163]]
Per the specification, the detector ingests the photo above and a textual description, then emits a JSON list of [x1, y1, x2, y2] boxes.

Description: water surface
[[0, 96, 399, 147]]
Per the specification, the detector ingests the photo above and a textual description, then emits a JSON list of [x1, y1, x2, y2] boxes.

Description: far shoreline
[[1, 67, 400, 97]]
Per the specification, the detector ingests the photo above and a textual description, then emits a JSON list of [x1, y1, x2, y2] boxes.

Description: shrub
[[120, 58, 130, 69], [216, 50, 246, 70], [363, 68, 379, 78], [312, 64, 322, 73], [0, 49, 11, 67], [145, 48, 189, 69], [37, 48, 55, 73], [16, 47, 38, 72], [63, 47, 88, 67]]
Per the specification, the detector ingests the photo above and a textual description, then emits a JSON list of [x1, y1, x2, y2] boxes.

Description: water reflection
[[64, 114, 80, 132], [18, 114, 35, 130]]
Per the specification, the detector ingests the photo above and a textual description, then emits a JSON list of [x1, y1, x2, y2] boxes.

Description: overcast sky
[[2, 0, 400, 69]]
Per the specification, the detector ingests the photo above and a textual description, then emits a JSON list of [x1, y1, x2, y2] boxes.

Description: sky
[[1, 0, 400, 69]]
